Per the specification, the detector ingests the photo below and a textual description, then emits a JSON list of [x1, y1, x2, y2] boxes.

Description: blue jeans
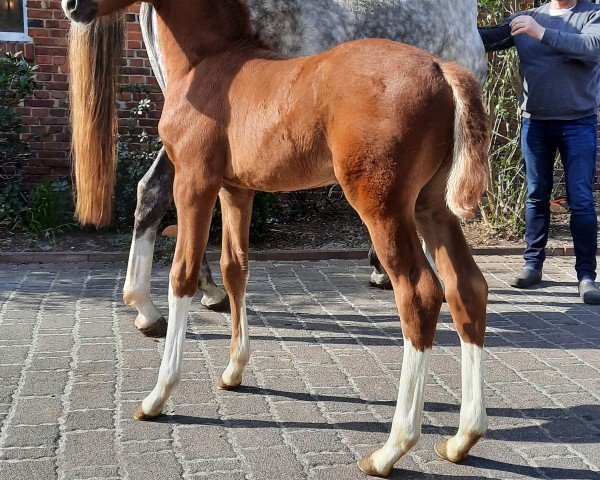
[[521, 115, 598, 281]]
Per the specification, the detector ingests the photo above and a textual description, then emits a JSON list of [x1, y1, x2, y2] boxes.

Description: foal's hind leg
[[135, 173, 221, 420], [355, 214, 444, 477], [417, 205, 488, 463], [216, 186, 254, 390]]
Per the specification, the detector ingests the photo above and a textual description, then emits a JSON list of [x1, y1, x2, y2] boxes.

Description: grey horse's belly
[[248, 0, 486, 83]]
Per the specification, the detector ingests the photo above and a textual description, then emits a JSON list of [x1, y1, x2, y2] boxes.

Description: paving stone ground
[[0, 256, 598, 480]]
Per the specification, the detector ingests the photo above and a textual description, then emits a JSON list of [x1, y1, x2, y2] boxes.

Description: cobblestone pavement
[[0, 256, 598, 480]]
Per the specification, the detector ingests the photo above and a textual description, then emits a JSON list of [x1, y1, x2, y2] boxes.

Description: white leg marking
[[141, 282, 192, 416], [445, 340, 487, 458], [221, 297, 249, 387], [124, 231, 163, 329], [368, 339, 431, 474], [370, 272, 390, 285]]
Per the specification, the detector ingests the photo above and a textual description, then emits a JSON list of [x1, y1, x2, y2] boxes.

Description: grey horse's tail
[[140, 3, 167, 94]]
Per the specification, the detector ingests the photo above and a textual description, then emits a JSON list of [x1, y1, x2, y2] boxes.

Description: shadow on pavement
[[159, 389, 599, 444], [155, 413, 598, 479]]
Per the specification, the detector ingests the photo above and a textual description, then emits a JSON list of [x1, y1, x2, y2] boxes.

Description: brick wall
[[0, 1, 162, 186]]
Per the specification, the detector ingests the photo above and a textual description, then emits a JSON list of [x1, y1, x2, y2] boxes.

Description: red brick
[[31, 109, 50, 118], [28, 9, 53, 19]]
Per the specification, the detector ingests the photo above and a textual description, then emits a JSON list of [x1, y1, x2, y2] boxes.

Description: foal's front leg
[[216, 186, 254, 390], [134, 173, 221, 420]]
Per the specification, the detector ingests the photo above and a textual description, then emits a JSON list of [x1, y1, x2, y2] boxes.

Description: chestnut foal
[[63, 0, 489, 476]]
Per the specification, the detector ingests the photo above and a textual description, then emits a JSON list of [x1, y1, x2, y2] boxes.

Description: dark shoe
[[579, 280, 600, 305], [510, 267, 542, 289]]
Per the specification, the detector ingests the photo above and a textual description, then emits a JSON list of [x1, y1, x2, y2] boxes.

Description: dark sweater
[[479, 0, 600, 120]]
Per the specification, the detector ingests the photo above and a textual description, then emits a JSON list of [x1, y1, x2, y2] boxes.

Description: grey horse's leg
[[368, 245, 393, 290], [123, 148, 228, 338], [123, 148, 173, 337], [199, 255, 229, 312], [369, 242, 444, 292]]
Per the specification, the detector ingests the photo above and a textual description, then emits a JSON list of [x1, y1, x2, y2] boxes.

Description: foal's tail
[[439, 62, 490, 220]]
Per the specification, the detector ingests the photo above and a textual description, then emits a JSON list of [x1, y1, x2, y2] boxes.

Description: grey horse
[[123, 0, 486, 337]]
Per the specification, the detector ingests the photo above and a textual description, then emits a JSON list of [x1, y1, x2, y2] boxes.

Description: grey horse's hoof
[[369, 280, 393, 290], [138, 317, 168, 338], [369, 273, 393, 290], [202, 294, 231, 313]]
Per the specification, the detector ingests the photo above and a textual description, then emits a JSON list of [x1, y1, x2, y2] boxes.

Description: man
[[480, 0, 600, 304]]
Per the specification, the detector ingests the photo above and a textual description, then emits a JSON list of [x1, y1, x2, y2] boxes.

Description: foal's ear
[[162, 224, 179, 237]]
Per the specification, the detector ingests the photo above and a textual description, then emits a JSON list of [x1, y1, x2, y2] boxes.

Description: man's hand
[[510, 15, 546, 41]]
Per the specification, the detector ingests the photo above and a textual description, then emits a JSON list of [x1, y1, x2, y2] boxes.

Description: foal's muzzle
[[62, 0, 98, 23]]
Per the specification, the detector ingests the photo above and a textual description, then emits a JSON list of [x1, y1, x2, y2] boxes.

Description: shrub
[[0, 51, 37, 228], [24, 178, 75, 239], [114, 86, 163, 229], [250, 192, 277, 243], [478, 0, 528, 237], [209, 191, 277, 245], [114, 130, 163, 229]]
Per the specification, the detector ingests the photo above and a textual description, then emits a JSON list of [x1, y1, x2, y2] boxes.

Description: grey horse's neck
[[140, 0, 485, 95]]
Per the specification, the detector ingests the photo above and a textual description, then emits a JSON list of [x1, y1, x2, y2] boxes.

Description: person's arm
[[511, 13, 600, 62], [479, 20, 515, 52], [540, 17, 600, 62]]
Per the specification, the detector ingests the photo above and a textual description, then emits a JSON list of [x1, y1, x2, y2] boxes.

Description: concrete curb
[[0, 246, 582, 264]]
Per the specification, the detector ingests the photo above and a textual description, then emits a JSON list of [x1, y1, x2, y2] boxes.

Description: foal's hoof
[[202, 294, 230, 313], [357, 457, 390, 478], [138, 317, 168, 338], [133, 405, 160, 421], [217, 377, 241, 391], [434, 440, 468, 463]]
